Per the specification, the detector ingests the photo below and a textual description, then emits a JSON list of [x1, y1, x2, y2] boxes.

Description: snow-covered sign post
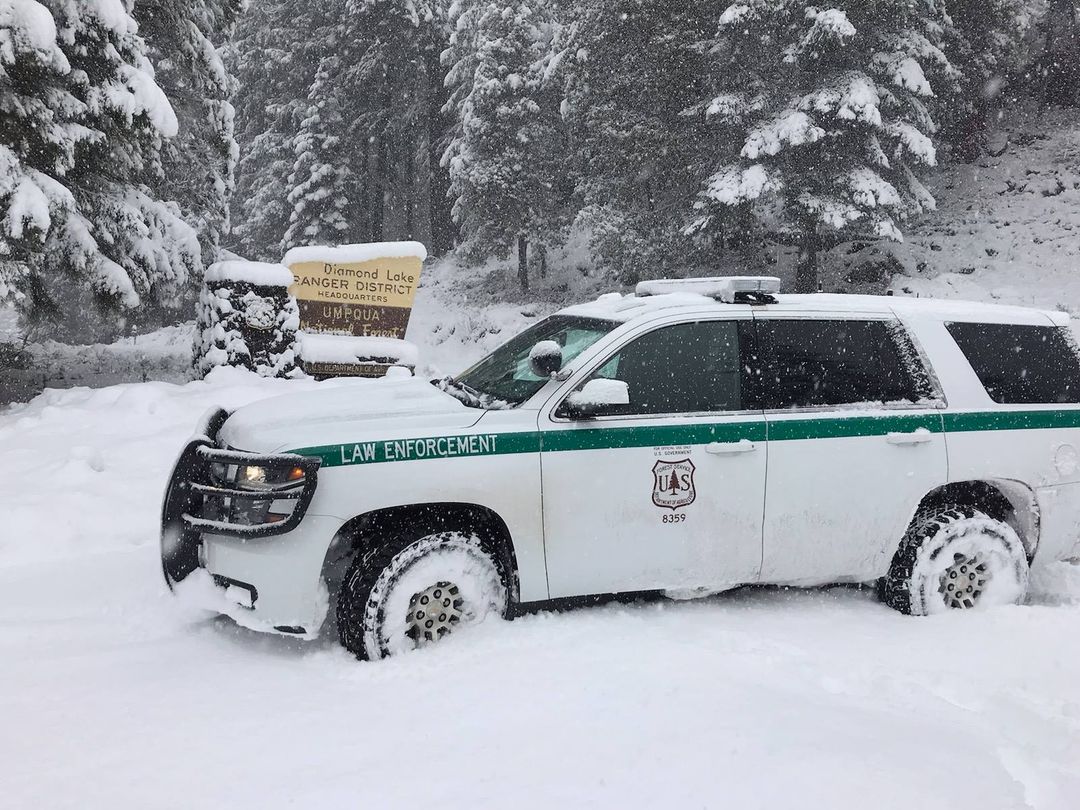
[[194, 262, 301, 378], [283, 242, 426, 378]]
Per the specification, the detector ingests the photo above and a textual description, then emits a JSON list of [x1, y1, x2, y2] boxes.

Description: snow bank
[[0, 367, 335, 564], [283, 240, 428, 266], [300, 332, 418, 366]]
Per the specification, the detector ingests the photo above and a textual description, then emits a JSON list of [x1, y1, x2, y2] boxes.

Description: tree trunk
[[794, 217, 819, 294], [410, 130, 433, 249], [518, 235, 529, 292], [381, 139, 409, 241], [537, 244, 547, 279], [410, 58, 433, 250], [366, 139, 382, 242], [1043, 0, 1080, 106]]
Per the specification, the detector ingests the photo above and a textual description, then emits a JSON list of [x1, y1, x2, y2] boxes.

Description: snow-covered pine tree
[[0, 0, 72, 312], [193, 260, 300, 378], [282, 51, 357, 252], [1, 0, 200, 338], [229, 0, 334, 260], [936, 0, 1028, 159], [344, 0, 444, 247], [440, 0, 481, 183], [690, 2, 955, 293], [442, 0, 562, 290], [558, 0, 712, 284], [1029, 0, 1080, 106], [133, 0, 242, 267]]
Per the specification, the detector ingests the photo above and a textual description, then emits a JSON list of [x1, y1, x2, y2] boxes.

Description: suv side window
[[575, 320, 750, 416], [751, 318, 920, 409], [946, 322, 1080, 404]]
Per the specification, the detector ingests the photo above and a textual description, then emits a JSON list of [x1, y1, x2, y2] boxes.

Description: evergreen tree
[[282, 50, 358, 251], [691, 2, 955, 292], [937, 0, 1027, 159], [0, 0, 72, 311], [133, 0, 242, 266], [558, 0, 712, 284], [229, 0, 332, 260], [1029, 0, 1080, 106], [442, 0, 562, 290], [1, 0, 200, 336], [344, 0, 445, 248]]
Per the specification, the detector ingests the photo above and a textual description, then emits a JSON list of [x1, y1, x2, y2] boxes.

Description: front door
[[752, 315, 949, 584], [539, 317, 767, 598]]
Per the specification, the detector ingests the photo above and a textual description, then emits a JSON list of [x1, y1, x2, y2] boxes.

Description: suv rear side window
[[946, 322, 1080, 404], [751, 319, 922, 410]]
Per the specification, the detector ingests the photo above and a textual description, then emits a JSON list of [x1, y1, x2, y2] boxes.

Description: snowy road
[[2, 372, 1079, 809]]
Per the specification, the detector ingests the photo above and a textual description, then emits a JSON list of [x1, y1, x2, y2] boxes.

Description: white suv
[[161, 277, 1080, 659]]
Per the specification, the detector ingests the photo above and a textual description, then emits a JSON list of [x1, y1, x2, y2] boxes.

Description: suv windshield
[[453, 315, 618, 406]]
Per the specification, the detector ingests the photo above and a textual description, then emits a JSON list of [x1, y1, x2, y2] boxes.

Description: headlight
[[212, 463, 306, 491], [202, 458, 312, 528], [241, 465, 267, 486]]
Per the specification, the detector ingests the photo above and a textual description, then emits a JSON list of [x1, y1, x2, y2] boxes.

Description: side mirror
[[561, 379, 630, 419], [529, 340, 563, 378]]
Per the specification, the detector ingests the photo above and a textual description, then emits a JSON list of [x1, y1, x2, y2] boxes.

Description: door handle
[[885, 430, 933, 446], [705, 440, 757, 455]]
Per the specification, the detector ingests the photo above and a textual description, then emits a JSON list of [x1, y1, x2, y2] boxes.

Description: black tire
[[336, 530, 508, 660], [882, 505, 1029, 615]]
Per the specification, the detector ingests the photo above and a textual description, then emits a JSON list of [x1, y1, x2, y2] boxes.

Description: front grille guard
[[160, 407, 321, 587]]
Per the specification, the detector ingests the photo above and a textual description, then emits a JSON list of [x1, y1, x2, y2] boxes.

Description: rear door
[[752, 314, 948, 584], [539, 316, 767, 597]]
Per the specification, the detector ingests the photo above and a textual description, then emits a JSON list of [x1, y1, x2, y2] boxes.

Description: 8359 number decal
[[661, 513, 686, 524]]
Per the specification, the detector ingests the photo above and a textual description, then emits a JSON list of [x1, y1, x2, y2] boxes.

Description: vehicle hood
[[217, 378, 484, 454]]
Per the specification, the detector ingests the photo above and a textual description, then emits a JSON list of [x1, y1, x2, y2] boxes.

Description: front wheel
[[882, 506, 1029, 615], [337, 531, 508, 660]]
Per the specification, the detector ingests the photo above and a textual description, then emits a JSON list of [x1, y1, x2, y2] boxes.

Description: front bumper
[[160, 408, 336, 636]]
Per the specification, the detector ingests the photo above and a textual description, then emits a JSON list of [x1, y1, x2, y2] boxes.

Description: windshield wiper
[[432, 377, 513, 410]]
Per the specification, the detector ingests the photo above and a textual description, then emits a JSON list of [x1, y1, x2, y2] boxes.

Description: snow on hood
[[218, 377, 481, 454]]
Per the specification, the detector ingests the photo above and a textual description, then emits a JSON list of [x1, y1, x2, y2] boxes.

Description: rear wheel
[[882, 506, 1029, 615], [337, 531, 508, 660]]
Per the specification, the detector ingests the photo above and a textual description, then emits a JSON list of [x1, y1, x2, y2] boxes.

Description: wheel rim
[[405, 581, 466, 644], [937, 552, 993, 609]]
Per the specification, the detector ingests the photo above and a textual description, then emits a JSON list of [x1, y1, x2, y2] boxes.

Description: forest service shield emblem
[[652, 458, 696, 510]]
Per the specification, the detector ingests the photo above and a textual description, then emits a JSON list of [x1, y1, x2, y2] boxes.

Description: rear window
[[946, 322, 1080, 404], [750, 319, 923, 410]]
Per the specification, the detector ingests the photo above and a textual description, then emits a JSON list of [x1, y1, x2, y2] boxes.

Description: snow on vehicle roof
[[204, 261, 295, 287], [561, 291, 727, 322], [559, 290, 1068, 326], [283, 241, 428, 267], [635, 275, 780, 302], [779, 294, 1070, 325]]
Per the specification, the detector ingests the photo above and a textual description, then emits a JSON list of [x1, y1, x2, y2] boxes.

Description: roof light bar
[[634, 276, 781, 303]]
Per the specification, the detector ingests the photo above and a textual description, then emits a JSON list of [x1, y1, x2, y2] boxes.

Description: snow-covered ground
[[886, 108, 1080, 310], [2, 369, 1080, 809]]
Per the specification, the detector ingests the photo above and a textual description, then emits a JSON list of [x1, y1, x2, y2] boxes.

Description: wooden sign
[[282, 242, 427, 340]]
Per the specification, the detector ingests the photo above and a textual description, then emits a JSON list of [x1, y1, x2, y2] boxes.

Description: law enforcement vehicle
[[161, 277, 1080, 659]]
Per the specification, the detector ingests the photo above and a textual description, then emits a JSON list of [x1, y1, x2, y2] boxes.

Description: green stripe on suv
[[291, 408, 1080, 468], [943, 409, 1080, 433], [767, 412, 942, 441]]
